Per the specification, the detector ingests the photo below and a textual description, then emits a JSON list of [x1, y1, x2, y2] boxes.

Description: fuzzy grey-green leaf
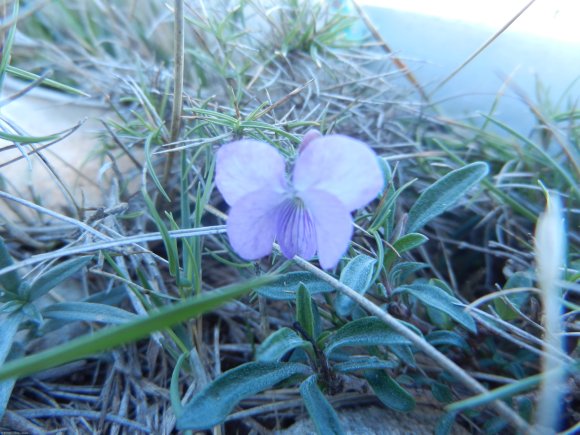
[[42, 302, 137, 325], [384, 233, 428, 270], [256, 327, 308, 362], [335, 255, 376, 317], [28, 256, 92, 301], [257, 271, 335, 300], [395, 284, 477, 333], [426, 331, 470, 352], [334, 356, 398, 373], [366, 371, 415, 412], [178, 362, 311, 430], [324, 316, 411, 356], [0, 311, 23, 421], [406, 162, 489, 233], [0, 237, 20, 294], [297, 285, 316, 339], [300, 375, 344, 435]]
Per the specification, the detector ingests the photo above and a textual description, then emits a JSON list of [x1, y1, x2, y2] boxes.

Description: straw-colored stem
[[162, 0, 185, 188]]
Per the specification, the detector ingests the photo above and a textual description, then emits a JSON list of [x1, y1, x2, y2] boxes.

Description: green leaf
[[28, 256, 92, 301], [384, 233, 428, 270], [256, 327, 308, 362], [257, 271, 334, 300], [493, 272, 533, 321], [170, 353, 188, 417], [0, 312, 22, 366], [388, 344, 416, 366], [435, 412, 458, 435], [431, 382, 453, 403], [177, 362, 311, 430], [334, 356, 398, 373], [406, 162, 489, 233], [335, 255, 376, 317], [426, 331, 470, 353], [0, 237, 20, 294], [389, 262, 429, 287], [300, 375, 344, 435], [369, 174, 414, 233], [516, 396, 533, 423], [426, 280, 454, 329], [0, 379, 15, 422], [365, 371, 415, 412], [395, 284, 477, 333], [0, 311, 23, 421], [324, 317, 411, 357], [0, 276, 273, 381], [297, 285, 316, 340], [42, 302, 137, 325]]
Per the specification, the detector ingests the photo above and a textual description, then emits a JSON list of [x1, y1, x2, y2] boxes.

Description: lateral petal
[[301, 189, 353, 269], [293, 135, 384, 211], [216, 140, 287, 206], [227, 189, 284, 261]]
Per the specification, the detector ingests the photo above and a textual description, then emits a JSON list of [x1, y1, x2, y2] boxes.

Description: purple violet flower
[[215, 132, 384, 269]]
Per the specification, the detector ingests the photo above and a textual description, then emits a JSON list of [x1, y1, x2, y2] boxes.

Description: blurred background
[[357, 0, 580, 133]]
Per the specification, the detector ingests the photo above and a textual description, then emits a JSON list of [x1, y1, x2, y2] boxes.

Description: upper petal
[[275, 198, 318, 261], [301, 189, 353, 269], [216, 140, 287, 205], [227, 189, 284, 261], [298, 129, 322, 153], [292, 135, 384, 211]]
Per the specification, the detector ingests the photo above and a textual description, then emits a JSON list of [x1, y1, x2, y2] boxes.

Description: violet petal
[[292, 135, 384, 211], [227, 189, 284, 260], [216, 140, 287, 206], [301, 189, 353, 269], [276, 198, 318, 260]]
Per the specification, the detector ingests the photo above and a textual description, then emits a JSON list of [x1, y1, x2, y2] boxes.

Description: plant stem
[[163, 0, 185, 187]]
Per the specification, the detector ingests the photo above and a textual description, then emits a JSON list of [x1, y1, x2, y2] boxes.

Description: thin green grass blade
[[144, 132, 171, 202], [482, 114, 580, 197], [0, 0, 19, 91], [0, 130, 63, 144], [447, 373, 542, 413], [142, 190, 179, 281], [0, 276, 274, 381], [5, 65, 90, 97]]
